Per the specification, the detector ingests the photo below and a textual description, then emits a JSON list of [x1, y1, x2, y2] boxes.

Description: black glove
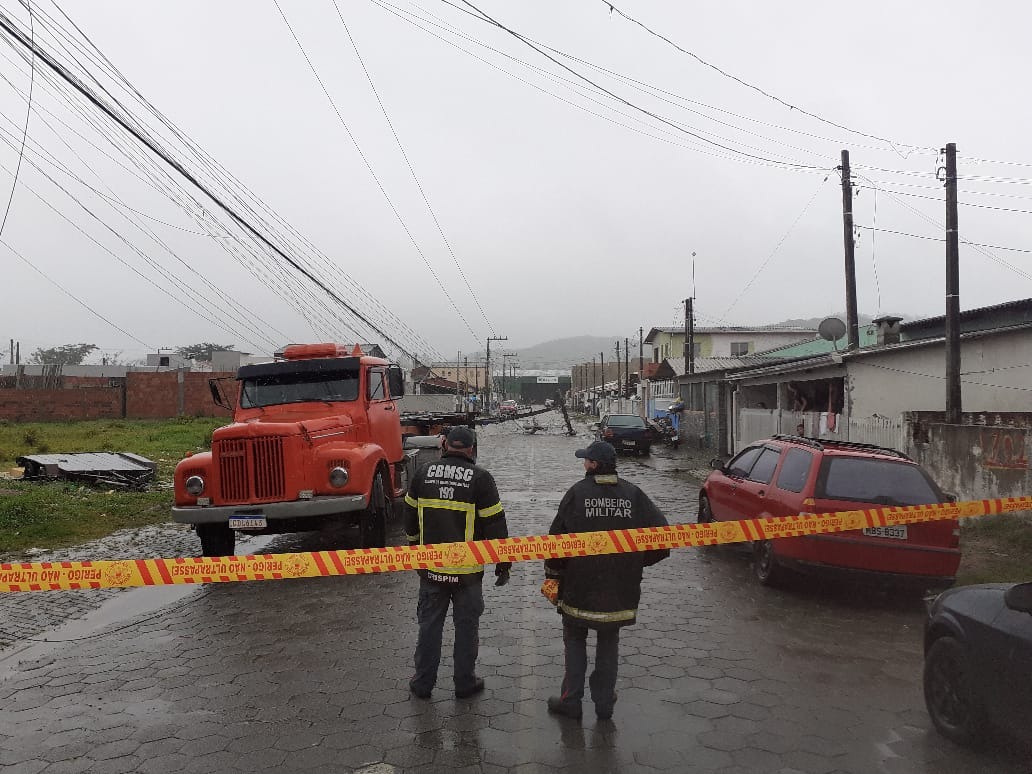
[[494, 563, 512, 586]]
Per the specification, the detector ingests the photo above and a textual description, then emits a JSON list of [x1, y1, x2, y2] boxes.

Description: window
[[730, 342, 750, 356], [727, 447, 762, 478], [746, 448, 780, 484], [367, 370, 386, 400], [159, 356, 170, 367], [239, 370, 360, 408], [816, 458, 942, 505], [776, 448, 813, 493], [606, 415, 646, 429]]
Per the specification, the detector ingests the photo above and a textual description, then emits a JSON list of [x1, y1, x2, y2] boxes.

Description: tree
[[29, 343, 98, 366], [175, 343, 236, 363]]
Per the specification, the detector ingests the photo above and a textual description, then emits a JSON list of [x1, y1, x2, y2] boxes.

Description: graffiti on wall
[[980, 428, 1029, 470]]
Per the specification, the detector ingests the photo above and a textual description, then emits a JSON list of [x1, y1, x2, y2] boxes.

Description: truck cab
[[173, 344, 412, 556]]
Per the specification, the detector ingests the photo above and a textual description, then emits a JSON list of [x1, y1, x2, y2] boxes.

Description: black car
[[923, 581, 1032, 747], [593, 414, 654, 456]]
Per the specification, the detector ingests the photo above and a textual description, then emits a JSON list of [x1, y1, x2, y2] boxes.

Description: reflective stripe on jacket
[[404, 451, 508, 583]]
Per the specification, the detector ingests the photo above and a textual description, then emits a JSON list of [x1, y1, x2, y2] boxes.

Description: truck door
[[366, 368, 403, 464]]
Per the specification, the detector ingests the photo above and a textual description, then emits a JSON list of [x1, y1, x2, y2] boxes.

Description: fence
[[733, 410, 905, 454]]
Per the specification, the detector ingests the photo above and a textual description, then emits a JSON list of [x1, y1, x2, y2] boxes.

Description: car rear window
[[607, 415, 646, 428], [776, 448, 813, 493], [816, 457, 943, 505], [746, 448, 780, 484]]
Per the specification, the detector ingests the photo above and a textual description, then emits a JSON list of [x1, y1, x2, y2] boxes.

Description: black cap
[[575, 440, 616, 464], [445, 426, 477, 449]]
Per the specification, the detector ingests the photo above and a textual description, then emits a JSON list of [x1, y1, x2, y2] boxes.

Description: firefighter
[[543, 440, 669, 720], [404, 425, 511, 699]]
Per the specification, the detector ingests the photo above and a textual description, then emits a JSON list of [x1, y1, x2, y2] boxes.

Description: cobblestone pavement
[[0, 421, 1027, 772]]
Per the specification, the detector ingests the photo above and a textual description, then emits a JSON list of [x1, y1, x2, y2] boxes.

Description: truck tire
[[198, 524, 235, 557], [360, 471, 391, 549]]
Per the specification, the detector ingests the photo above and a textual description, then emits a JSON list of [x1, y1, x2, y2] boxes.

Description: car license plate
[[622, 440, 636, 446], [862, 525, 907, 540], [229, 516, 266, 530]]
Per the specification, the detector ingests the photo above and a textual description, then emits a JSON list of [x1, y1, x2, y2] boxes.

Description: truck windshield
[[239, 371, 360, 408]]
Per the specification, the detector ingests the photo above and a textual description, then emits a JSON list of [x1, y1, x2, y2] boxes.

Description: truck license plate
[[229, 516, 267, 530], [862, 525, 907, 540]]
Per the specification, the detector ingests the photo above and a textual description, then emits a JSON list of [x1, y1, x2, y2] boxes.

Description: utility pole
[[840, 150, 860, 350], [624, 337, 630, 398], [638, 327, 643, 383], [592, 356, 597, 416], [683, 298, 696, 375], [485, 335, 507, 413], [600, 351, 605, 414], [944, 142, 962, 423], [455, 350, 461, 409], [615, 341, 621, 400]]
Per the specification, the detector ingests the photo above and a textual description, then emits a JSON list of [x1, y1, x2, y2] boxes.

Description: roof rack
[[771, 434, 911, 460]]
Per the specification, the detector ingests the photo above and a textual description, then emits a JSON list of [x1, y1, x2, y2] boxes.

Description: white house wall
[[848, 329, 1032, 416]]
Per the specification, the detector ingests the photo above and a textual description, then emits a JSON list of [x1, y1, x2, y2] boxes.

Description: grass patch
[[0, 418, 223, 554], [956, 513, 1032, 586]]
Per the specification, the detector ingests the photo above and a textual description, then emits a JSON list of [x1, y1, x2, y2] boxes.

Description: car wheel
[[753, 540, 788, 587], [360, 470, 391, 548], [198, 524, 235, 557], [698, 494, 714, 523], [923, 636, 988, 747]]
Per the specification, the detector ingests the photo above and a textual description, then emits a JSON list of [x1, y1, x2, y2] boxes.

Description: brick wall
[[0, 388, 123, 422], [126, 371, 234, 419], [0, 371, 236, 422]]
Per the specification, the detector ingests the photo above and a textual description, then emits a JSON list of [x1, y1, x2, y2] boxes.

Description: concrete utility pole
[[638, 327, 644, 385], [840, 150, 860, 350], [944, 143, 962, 423], [592, 356, 597, 415], [624, 337, 630, 398], [600, 351, 605, 414], [485, 335, 507, 413], [615, 341, 621, 400], [683, 298, 695, 375]]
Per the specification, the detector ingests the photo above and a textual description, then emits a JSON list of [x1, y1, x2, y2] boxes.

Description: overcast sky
[[0, 1, 1030, 366]]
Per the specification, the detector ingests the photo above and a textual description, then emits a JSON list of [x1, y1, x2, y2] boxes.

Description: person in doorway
[[543, 440, 669, 721], [404, 426, 511, 699]]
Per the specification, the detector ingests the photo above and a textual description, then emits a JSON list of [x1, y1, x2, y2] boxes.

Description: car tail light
[[603, 429, 614, 438]]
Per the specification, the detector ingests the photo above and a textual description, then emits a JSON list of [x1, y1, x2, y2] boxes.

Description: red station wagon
[[699, 435, 960, 588]]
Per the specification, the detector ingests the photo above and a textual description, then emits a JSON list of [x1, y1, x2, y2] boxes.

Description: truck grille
[[216, 437, 286, 503]]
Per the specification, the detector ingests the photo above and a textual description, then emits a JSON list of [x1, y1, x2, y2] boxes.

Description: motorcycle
[[649, 415, 680, 448]]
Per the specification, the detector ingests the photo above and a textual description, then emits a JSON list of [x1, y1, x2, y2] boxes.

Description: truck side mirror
[[388, 364, 405, 399], [209, 378, 233, 410]]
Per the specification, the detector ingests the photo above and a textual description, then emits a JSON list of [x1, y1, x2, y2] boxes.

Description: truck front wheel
[[360, 471, 392, 548], [198, 524, 235, 557]]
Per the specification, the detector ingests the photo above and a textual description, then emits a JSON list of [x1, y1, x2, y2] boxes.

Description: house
[[724, 303, 1032, 453], [644, 325, 815, 363]]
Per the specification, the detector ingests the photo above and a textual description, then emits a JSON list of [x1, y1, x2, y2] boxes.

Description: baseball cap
[[445, 425, 477, 449], [574, 440, 616, 464]]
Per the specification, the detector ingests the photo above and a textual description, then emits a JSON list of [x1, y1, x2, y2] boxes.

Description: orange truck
[[173, 343, 436, 557]]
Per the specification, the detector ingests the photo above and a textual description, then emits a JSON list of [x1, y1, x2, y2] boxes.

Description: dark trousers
[[411, 576, 484, 694], [558, 620, 619, 712]]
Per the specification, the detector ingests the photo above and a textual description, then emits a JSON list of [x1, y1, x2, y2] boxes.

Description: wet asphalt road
[[0, 419, 1028, 773]]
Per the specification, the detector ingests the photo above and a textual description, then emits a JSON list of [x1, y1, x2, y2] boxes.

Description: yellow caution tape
[[1, 495, 1029, 592]]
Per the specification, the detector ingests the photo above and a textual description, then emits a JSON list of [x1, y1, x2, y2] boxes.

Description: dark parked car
[[699, 435, 959, 587], [594, 414, 654, 455], [923, 581, 1032, 747]]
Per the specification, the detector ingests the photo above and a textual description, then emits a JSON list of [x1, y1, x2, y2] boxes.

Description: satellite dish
[[817, 317, 847, 342]]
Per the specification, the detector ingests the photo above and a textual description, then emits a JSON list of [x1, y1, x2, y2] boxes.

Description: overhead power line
[[599, 1, 929, 158], [331, 0, 495, 338], [0, 8, 422, 361], [0, 0, 32, 239], [273, 0, 481, 347], [451, 0, 825, 171]]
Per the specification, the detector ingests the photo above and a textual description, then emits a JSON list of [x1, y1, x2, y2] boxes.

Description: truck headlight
[[185, 475, 205, 496], [329, 467, 349, 488]]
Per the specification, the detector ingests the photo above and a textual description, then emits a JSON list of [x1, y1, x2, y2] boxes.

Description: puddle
[[0, 533, 278, 680]]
